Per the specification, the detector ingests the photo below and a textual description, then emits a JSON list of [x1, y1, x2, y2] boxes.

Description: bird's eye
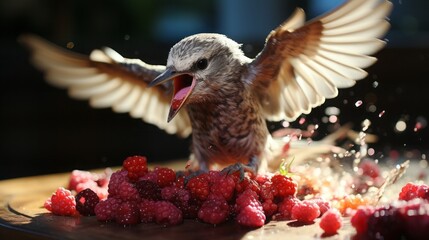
[[196, 58, 208, 70]]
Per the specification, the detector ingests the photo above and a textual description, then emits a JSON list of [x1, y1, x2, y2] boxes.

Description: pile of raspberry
[[45, 155, 341, 229]]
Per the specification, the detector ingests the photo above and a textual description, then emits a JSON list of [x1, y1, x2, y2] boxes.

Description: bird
[[19, 0, 393, 175]]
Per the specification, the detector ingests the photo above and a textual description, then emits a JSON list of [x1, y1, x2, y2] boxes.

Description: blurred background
[[1, 0, 428, 179]]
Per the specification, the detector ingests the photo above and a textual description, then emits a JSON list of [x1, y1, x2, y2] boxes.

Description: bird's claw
[[221, 156, 259, 181]]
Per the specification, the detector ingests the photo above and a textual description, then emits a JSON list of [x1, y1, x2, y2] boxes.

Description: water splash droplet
[[378, 110, 385, 118], [282, 121, 290, 128], [355, 100, 363, 107], [362, 119, 371, 131], [395, 120, 407, 132]]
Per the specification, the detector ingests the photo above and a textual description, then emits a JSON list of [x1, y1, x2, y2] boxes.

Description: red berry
[[161, 186, 190, 207], [233, 175, 260, 194], [235, 189, 262, 213], [154, 201, 183, 225], [358, 159, 380, 179], [399, 182, 429, 201], [198, 196, 230, 224], [45, 187, 77, 216], [135, 180, 161, 200], [187, 174, 210, 201], [108, 170, 128, 197], [117, 181, 140, 201], [75, 188, 100, 216], [68, 170, 95, 191], [262, 199, 277, 217], [291, 200, 320, 223], [260, 181, 275, 201], [116, 201, 140, 225], [277, 196, 299, 220], [236, 205, 266, 228], [94, 197, 122, 222], [398, 198, 429, 239], [139, 200, 156, 223], [154, 167, 176, 187], [351, 205, 375, 234], [210, 173, 235, 201], [122, 155, 148, 182], [309, 197, 331, 217], [319, 209, 342, 235], [271, 174, 297, 198]]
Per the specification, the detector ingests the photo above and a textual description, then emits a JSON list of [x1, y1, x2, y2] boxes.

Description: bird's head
[[149, 33, 247, 122]]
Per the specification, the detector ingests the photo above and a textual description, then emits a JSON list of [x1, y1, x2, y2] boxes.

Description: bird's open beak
[[149, 68, 196, 122]]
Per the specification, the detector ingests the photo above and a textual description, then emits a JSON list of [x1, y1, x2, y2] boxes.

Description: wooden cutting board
[[1, 159, 422, 240]]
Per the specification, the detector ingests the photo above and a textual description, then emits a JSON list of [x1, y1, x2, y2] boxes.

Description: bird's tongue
[[171, 86, 191, 111], [168, 74, 194, 122]]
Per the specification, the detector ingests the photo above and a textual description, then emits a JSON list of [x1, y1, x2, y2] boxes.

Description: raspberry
[[358, 159, 380, 179], [366, 205, 403, 240], [235, 189, 266, 227], [291, 200, 320, 223], [135, 180, 161, 200], [116, 201, 140, 225], [139, 200, 156, 223], [122, 155, 148, 182], [235, 189, 262, 212], [173, 175, 186, 188], [187, 174, 210, 201], [45, 187, 77, 216], [94, 197, 122, 222], [154, 201, 183, 225], [277, 196, 299, 220], [233, 175, 260, 194], [236, 205, 266, 228], [262, 199, 277, 218], [271, 174, 297, 198], [198, 196, 230, 224], [319, 209, 342, 235], [69, 169, 111, 200], [399, 182, 429, 201], [309, 197, 331, 217], [75, 188, 100, 216], [68, 170, 95, 191], [350, 205, 375, 234], [161, 186, 190, 207], [210, 173, 235, 201], [117, 181, 140, 201], [108, 170, 128, 197], [260, 181, 275, 201], [398, 198, 429, 239], [154, 167, 176, 187]]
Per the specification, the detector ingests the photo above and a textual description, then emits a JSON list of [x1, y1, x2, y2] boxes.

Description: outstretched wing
[[19, 34, 192, 137], [246, 0, 392, 121]]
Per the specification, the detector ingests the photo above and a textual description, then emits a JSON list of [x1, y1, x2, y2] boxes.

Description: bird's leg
[[221, 156, 259, 180]]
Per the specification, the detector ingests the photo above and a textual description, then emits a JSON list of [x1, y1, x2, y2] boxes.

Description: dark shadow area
[[1, 0, 429, 179]]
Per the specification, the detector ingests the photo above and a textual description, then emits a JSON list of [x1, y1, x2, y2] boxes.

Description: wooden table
[[1, 160, 423, 240]]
